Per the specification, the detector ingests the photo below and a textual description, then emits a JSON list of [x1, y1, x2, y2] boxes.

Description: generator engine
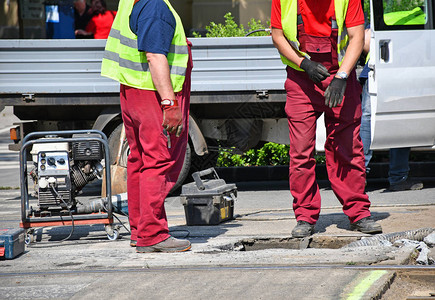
[[30, 133, 104, 214]]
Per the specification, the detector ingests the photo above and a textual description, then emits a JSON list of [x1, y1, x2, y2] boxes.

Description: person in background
[[75, 0, 115, 39], [359, 27, 423, 192], [271, 0, 383, 238], [101, 0, 192, 253], [74, 0, 92, 38]]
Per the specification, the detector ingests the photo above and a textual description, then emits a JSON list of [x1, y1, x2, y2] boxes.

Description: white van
[[368, 0, 435, 150]]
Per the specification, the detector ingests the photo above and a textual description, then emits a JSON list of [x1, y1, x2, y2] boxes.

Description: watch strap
[[160, 99, 178, 107]]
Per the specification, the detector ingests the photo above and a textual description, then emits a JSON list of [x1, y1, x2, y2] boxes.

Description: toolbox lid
[[181, 179, 236, 196], [180, 168, 237, 196], [0, 228, 25, 241], [180, 168, 237, 197]]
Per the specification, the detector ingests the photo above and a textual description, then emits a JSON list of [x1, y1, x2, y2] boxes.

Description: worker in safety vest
[[101, 0, 192, 252], [271, 0, 382, 237]]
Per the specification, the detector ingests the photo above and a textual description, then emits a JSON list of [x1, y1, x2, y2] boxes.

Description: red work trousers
[[120, 52, 192, 247], [285, 67, 371, 224]]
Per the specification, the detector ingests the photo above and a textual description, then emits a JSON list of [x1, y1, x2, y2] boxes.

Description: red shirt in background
[[86, 10, 116, 39], [271, 0, 364, 37]]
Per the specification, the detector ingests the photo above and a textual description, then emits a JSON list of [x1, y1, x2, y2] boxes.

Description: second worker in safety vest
[[271, 0, 383, 237]]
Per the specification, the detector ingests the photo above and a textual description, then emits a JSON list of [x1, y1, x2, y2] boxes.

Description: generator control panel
[[38, 151, 70, 177]]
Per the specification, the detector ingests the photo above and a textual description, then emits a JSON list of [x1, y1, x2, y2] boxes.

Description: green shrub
[[363, 0, 425, 22], [256, 142, 289, 166], [217, 142, 289, 167], [383, 0, 425, 14], [216, 142, 328, 167], [193, 12, 270, 38]]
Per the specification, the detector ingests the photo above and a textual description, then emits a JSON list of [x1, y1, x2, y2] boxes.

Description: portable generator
[[19, 130, 116, 243]]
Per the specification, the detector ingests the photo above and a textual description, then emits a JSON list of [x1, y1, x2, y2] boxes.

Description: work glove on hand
[[162, 102, 183, 137], [300, 58, 330, 83], [324, 77, 347, 108]]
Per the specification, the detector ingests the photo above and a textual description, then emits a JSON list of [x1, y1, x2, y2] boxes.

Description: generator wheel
[[24, 229, 35, 245], [105, 224, 119, 241], [24, 234, 32, 245]]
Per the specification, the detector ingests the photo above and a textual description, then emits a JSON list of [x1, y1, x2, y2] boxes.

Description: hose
[[343, 228, 434, 248], [244, 28, 271, 37]]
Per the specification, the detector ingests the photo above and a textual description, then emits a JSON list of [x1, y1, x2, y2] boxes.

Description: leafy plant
[[217, 143, 287, 167], [246, 18, 271, 36], [256, 143, 290, 166], [383, 0, 425, 14], [363, 0, 425, 22], [193, 12, 270, 38], [216, 142, 327, 167]]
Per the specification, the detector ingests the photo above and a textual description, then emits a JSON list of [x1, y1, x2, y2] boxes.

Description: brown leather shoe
[[130, 240, 137, 247], [136, 236, 191, 253]]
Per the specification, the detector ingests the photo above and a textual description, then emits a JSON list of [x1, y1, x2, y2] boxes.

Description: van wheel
[[190, 138, 219, 173], [107, 123, 191, 195], [107, 123, 124, 165], [170, 142, 191, 194]]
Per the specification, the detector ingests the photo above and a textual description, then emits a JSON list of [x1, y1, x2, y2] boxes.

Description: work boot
[[291, 221, 315, 238], [388, 179, 423, 192], [136, 236, 191, 253], [130, 240, 137, 247], [350, 217, 382, 234]]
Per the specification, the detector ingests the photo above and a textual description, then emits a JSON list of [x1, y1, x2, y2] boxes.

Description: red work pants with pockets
[[285, 67, 371, 225], [286, 14, 371, 225], [120, 48, 192, 247]]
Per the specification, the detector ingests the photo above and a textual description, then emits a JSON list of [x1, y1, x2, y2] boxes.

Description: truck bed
[[0, 37, 286, 104]]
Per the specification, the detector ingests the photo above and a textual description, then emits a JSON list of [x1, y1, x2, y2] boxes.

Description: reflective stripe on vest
[[280, 0, 350, 70], [100, 0, 188, 92]]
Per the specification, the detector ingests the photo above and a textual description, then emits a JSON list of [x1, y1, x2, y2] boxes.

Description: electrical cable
[[50, 183, 75, 242], [112, 213, 131, 235], [99, 197, 190, 238], [98, 197, 131, 235]]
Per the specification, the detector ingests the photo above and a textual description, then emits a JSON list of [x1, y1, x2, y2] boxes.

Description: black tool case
[[180, 168, 237, 225]]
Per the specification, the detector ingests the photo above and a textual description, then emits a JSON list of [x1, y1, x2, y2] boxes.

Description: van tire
[[107, 123, 191, 195]]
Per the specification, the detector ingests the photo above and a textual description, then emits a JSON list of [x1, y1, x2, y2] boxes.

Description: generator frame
[[19, 130, 115, 243]]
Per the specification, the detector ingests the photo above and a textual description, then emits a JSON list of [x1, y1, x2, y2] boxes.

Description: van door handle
[[380, 41, 390, 62]]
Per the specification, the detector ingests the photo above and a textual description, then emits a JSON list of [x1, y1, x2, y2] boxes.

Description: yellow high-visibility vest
[[101, 0, 188, 92], [280, 0, 350, 70]]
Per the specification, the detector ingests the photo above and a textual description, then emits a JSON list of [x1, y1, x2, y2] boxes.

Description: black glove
[[324, 77, 347, 108], [300, 58, 330, 83]]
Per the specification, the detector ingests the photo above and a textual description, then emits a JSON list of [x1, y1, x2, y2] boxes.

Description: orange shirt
[[85, 10, 116, 39]]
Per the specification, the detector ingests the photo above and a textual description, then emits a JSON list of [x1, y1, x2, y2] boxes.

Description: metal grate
[[38, 189, 71, 207]]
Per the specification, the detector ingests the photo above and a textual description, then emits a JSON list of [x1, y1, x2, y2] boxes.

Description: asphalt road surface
[[1, 106, 434, 300]]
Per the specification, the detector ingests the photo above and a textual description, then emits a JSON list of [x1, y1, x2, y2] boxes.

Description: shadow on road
[[316, 211, 390, 233]]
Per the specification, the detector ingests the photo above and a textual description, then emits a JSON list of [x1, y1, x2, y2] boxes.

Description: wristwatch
[[336, 71, 348, 80], [161, 99, 178, 106]]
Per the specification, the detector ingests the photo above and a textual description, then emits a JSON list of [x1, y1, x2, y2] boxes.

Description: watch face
[[338, 71, 348, 79], [161, 99, 173, 106]]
